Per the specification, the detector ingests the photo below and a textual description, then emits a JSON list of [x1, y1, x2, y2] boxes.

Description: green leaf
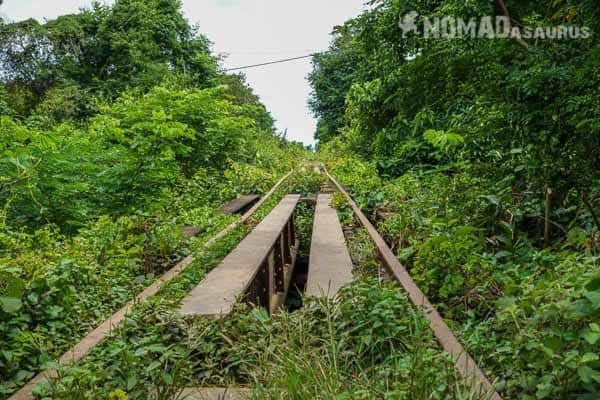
[[398, 246, 416, 262], [495, 250, 513, 260], [147, 361, 162, 372], [0, 296, 22, 313], [581, 353, 600, 364], [584, 291, 600, 309], [161, 372, 173, 385], [583, 330, 600, 345], [480, 195, 501, 207], [15, 370, 34, 381], [578, 366, 600, 384], [126, 375, 137, 390], [496, 296, 517, 309], [252, 307, 270, 323], [586, 277, 600, 292]]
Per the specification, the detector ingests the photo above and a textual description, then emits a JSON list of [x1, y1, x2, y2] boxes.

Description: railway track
[[8, 172, 294, 400], [10, 167, 502, 400], [324, 168, 502, 400], [181, 166, 501, 400]]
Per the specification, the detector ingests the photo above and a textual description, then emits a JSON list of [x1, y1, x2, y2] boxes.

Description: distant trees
[[0, 0, 217, 118], [308, 23, 364, 143]]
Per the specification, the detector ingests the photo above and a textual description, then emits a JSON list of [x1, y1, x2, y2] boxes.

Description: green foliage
[[0, 215, 161, 396], [413, 225, 489, 302], [31, 85, 99, 127], [223, 163, 277, 196], [0, 86, 15, 117], [37, 272, 470, 399], [308, 24, 364, 143], [250, 278, 470, 399], [314, 3, 600, 395], [311, 0, 600, 196], [327, 154, 600, 398], [0, 3, 306, 398], [0, 267, 25, 314], [346, 228, 378, 273], [0, 160, 307, 398], [0, 85, 291, 231], [7, 173, 308, 399], [219, 73, 275, 132], [285, 170, 325, 197], [0, 0, 217, 116], [325, 157, 382, 211]]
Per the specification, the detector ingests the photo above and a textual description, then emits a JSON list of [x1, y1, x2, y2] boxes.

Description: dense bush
[[312, 2, 600, 397], [0, 1, 305, 397], [325, 155, 600, 398], [311, 0, 600, 228]]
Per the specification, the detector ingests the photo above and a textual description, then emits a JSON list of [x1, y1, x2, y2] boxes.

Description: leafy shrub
[[328, 158, 383, 211], [285, 170, 324, 197], [0, 215, 182, 395], [460, 254, 600, 398], [223, 162, 277, 196], [413, 225, 491, 304], [327, 153, 599, 398]]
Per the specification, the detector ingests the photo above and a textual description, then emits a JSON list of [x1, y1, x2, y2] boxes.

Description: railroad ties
[[180, 194, 301, 317], [305, 194, 353, 298]]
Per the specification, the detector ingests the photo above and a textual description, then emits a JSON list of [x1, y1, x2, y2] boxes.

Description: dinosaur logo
[[398, 11, 419, 37]]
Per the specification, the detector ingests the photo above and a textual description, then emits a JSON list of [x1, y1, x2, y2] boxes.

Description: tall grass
[[221, 277, 480, 399]]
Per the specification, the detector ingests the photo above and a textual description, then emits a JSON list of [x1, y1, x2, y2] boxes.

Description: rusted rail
[[324, 168, 502, 400], [8, 170, 294, 400]]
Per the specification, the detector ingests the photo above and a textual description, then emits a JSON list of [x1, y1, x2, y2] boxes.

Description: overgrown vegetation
[[0, 1, 305, 397], [2, 0, 599, 398], [30, 172, 475, 400], [311, 1, 600, 398]]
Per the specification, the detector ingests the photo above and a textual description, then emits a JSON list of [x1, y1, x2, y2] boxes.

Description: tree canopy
[[310, 0, 600, 197], [0, 0, 217, 118]]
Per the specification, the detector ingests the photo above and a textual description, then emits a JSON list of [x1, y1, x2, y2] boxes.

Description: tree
[[0, 0, 218, 117], [218, 73, 275, 132], [310, 0, 600, 197], [308, 23, 365, 143]]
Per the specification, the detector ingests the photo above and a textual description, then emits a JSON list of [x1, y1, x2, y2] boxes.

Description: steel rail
[[324, 168, 502, 400], [9, 170, 294, 400]]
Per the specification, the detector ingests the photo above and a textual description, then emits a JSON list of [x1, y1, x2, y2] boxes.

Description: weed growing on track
[[324, 156, 600, 398], [34, 171, 480, 400], [37, 226, 250, 400], [244, 278, 473, 400], [43, 278, 473, 400], [30, 171, 325, 399]]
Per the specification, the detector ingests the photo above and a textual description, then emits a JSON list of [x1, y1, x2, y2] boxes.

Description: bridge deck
[[306, 194, 354, 297], [181, 194, 300, 317]]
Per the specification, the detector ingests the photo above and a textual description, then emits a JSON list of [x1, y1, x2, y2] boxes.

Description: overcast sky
[[1, 0, 367, 145]]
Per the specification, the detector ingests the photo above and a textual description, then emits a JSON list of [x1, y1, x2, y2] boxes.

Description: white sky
[[1, 0, 367, 145]]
